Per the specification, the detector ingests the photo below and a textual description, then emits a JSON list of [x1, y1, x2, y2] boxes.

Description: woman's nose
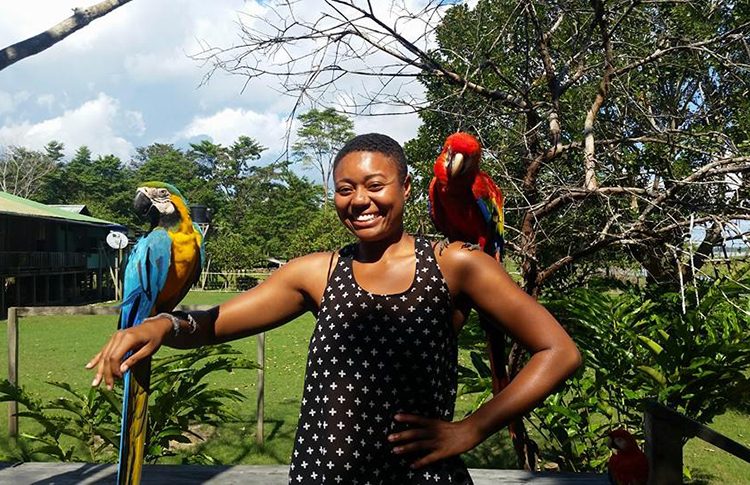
[[352, 187, 369, 206]]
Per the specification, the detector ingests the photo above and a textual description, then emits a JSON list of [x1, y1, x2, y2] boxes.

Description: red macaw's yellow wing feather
[[473, 172, 505, 259]]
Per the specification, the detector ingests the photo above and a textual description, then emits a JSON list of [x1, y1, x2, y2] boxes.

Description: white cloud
[[353, 113, 422, 146], [0, 0, 471, 159], [176, 107, 292, 153], [0, 91, 31, 115], [0, 93, 141, 160], [36, 93, 56, 110]]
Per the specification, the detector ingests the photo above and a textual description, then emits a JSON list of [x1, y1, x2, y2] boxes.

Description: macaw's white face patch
[[138, 186, 177, 215]]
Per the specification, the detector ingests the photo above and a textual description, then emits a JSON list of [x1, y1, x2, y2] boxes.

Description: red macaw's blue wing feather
[[117, 228, 171, 485], [474, 173, 505, 259]]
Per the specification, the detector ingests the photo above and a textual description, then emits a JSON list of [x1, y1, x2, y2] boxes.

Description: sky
[[0, 0, 444, 167]]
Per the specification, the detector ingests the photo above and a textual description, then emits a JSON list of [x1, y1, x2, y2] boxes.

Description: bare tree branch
[[0, 0, 133, 72]]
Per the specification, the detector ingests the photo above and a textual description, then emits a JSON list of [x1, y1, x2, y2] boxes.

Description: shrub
[[458, 267, 750, 471], [0, 344, 259, 464]]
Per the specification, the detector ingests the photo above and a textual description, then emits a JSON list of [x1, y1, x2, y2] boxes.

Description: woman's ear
[[403, 174, 412, 199]]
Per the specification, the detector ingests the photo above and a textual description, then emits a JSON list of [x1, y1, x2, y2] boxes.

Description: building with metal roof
[[0, 191, 127, 318]]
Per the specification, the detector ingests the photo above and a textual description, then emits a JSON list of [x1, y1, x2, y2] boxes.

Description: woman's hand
[[387, 414, 484, 469], [85, 317, 172, 390]]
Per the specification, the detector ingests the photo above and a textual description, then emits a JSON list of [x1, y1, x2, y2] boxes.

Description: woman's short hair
[[333, 133, 408, 182]]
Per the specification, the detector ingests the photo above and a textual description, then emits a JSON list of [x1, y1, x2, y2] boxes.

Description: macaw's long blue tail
[[116, 288, 155, 485], [118, 357, 151, 485]]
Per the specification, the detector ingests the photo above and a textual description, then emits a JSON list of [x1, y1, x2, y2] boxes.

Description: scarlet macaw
[[428, 132, 506, 392], [118, 182, 204, 485], [607, 428, 649, 485]]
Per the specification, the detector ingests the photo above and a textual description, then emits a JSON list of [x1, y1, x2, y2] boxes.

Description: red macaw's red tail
[[481, 250, 538, 470]]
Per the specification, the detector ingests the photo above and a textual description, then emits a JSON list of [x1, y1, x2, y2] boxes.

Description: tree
[[198, 0, 750, 468], [189, 136, 265, 214], [132, 143, 217, 210], [0, 143, 58, 199], [292, 108, 355, 208], [35, 145, 137, 226], [0, 0, 134, 72]]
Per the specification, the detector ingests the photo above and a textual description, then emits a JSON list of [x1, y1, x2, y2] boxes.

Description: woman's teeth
[[355, 213, 378, 221]]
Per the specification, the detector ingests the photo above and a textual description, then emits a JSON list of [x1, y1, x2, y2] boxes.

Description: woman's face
[[333, 151, 410, 242]]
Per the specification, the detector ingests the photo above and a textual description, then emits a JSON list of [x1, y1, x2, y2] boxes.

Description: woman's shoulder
[[281, 247, 354, 283], [431, 238, 500, 277], [431, 238, 485, 261]]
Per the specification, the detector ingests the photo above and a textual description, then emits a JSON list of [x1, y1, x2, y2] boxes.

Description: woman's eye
[[336, 187, 353, 195], [368, 183, 384, 191]]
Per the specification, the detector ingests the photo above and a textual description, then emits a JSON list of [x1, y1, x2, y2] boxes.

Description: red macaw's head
[[607, 428, 640, 453], [433, 132, 482, 186]]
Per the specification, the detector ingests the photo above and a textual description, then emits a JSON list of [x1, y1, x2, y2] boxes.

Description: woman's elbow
[[563, 343, 582, 376]]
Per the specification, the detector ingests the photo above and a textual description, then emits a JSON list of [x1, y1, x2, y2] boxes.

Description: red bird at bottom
[[607, 428, 650, 485]]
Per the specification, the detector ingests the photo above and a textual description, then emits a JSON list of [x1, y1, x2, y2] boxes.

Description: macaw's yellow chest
[[157, 229, 202, 310]]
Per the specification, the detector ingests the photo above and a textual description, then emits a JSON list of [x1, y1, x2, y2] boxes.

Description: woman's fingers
[[410, 450, 444, 469], [392, 439, 433, 455], [119, 342, 155, 374], [388, 427, 432, 443], [92, 336, 117, 388], [85, 351, 102, 369], [393, 413, 433, 426]]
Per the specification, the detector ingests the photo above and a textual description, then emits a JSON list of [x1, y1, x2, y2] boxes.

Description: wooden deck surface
[[0, 463, 609, 484]]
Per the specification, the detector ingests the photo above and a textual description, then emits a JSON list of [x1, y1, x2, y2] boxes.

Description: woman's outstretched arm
[[87, 252, 333, 390], [388, 242, 581, 468]]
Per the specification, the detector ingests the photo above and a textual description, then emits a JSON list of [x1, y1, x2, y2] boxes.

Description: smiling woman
[[87, 133, 581, 485]]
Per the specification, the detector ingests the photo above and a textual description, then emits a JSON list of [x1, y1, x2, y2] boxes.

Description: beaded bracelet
[[149, 312, 197, 336]]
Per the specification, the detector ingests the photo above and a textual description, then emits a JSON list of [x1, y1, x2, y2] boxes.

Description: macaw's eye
[[159, 189, 169, 197]]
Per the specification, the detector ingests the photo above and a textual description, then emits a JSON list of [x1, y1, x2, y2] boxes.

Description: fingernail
[[393, 447, 401, 454], [91, 376, 99, 386], [106, 384, 113, 391], [120, 364, 129, 373], [85, 362, 92, 369]]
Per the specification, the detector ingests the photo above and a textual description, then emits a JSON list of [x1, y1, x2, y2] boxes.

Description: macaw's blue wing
[[117, 229, 171, 485], [119, 229, 172, 330]]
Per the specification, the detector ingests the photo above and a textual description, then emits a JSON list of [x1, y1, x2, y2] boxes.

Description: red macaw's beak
[[607, 436, 615, 450], [448, 152, 465, 177]]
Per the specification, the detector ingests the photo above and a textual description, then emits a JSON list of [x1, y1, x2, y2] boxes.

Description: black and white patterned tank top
[[289, 236, 473, 485]]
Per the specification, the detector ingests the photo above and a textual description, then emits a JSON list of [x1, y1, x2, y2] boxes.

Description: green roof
[[0, 191, 119, 226]]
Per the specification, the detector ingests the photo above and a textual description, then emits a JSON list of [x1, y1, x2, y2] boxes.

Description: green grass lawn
[[0, 290, 747, 482]]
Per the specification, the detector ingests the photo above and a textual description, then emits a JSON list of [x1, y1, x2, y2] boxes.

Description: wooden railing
[[0, 251, 87, 273], [645, 400, 750, 484], [6, 306, 266, 445]]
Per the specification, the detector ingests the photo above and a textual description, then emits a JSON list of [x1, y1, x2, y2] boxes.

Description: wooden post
[[645, 404, 683, 485], [256, 332, 265, 446], [7, 307, 18, 438], [0, 278, 5, 320]]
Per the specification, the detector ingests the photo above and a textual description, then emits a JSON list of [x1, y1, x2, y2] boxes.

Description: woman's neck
[[355, 230, 412, 263]]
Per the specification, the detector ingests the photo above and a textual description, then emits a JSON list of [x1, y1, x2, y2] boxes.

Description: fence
[[198, 271, 272, 292], [6, 305, 266, 445], [0, 252, 87, 273], [644, 400, 750, 484]]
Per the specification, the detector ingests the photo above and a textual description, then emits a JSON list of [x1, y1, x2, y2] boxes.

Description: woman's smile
[[351, 211, 383, 228]]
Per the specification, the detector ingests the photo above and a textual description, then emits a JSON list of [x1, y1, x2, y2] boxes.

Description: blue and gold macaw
[[117, 182, 204, 485]]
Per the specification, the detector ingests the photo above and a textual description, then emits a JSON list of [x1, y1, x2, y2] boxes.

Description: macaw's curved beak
[[134, 190, 153, 217], [448, 153, 464, 177]]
